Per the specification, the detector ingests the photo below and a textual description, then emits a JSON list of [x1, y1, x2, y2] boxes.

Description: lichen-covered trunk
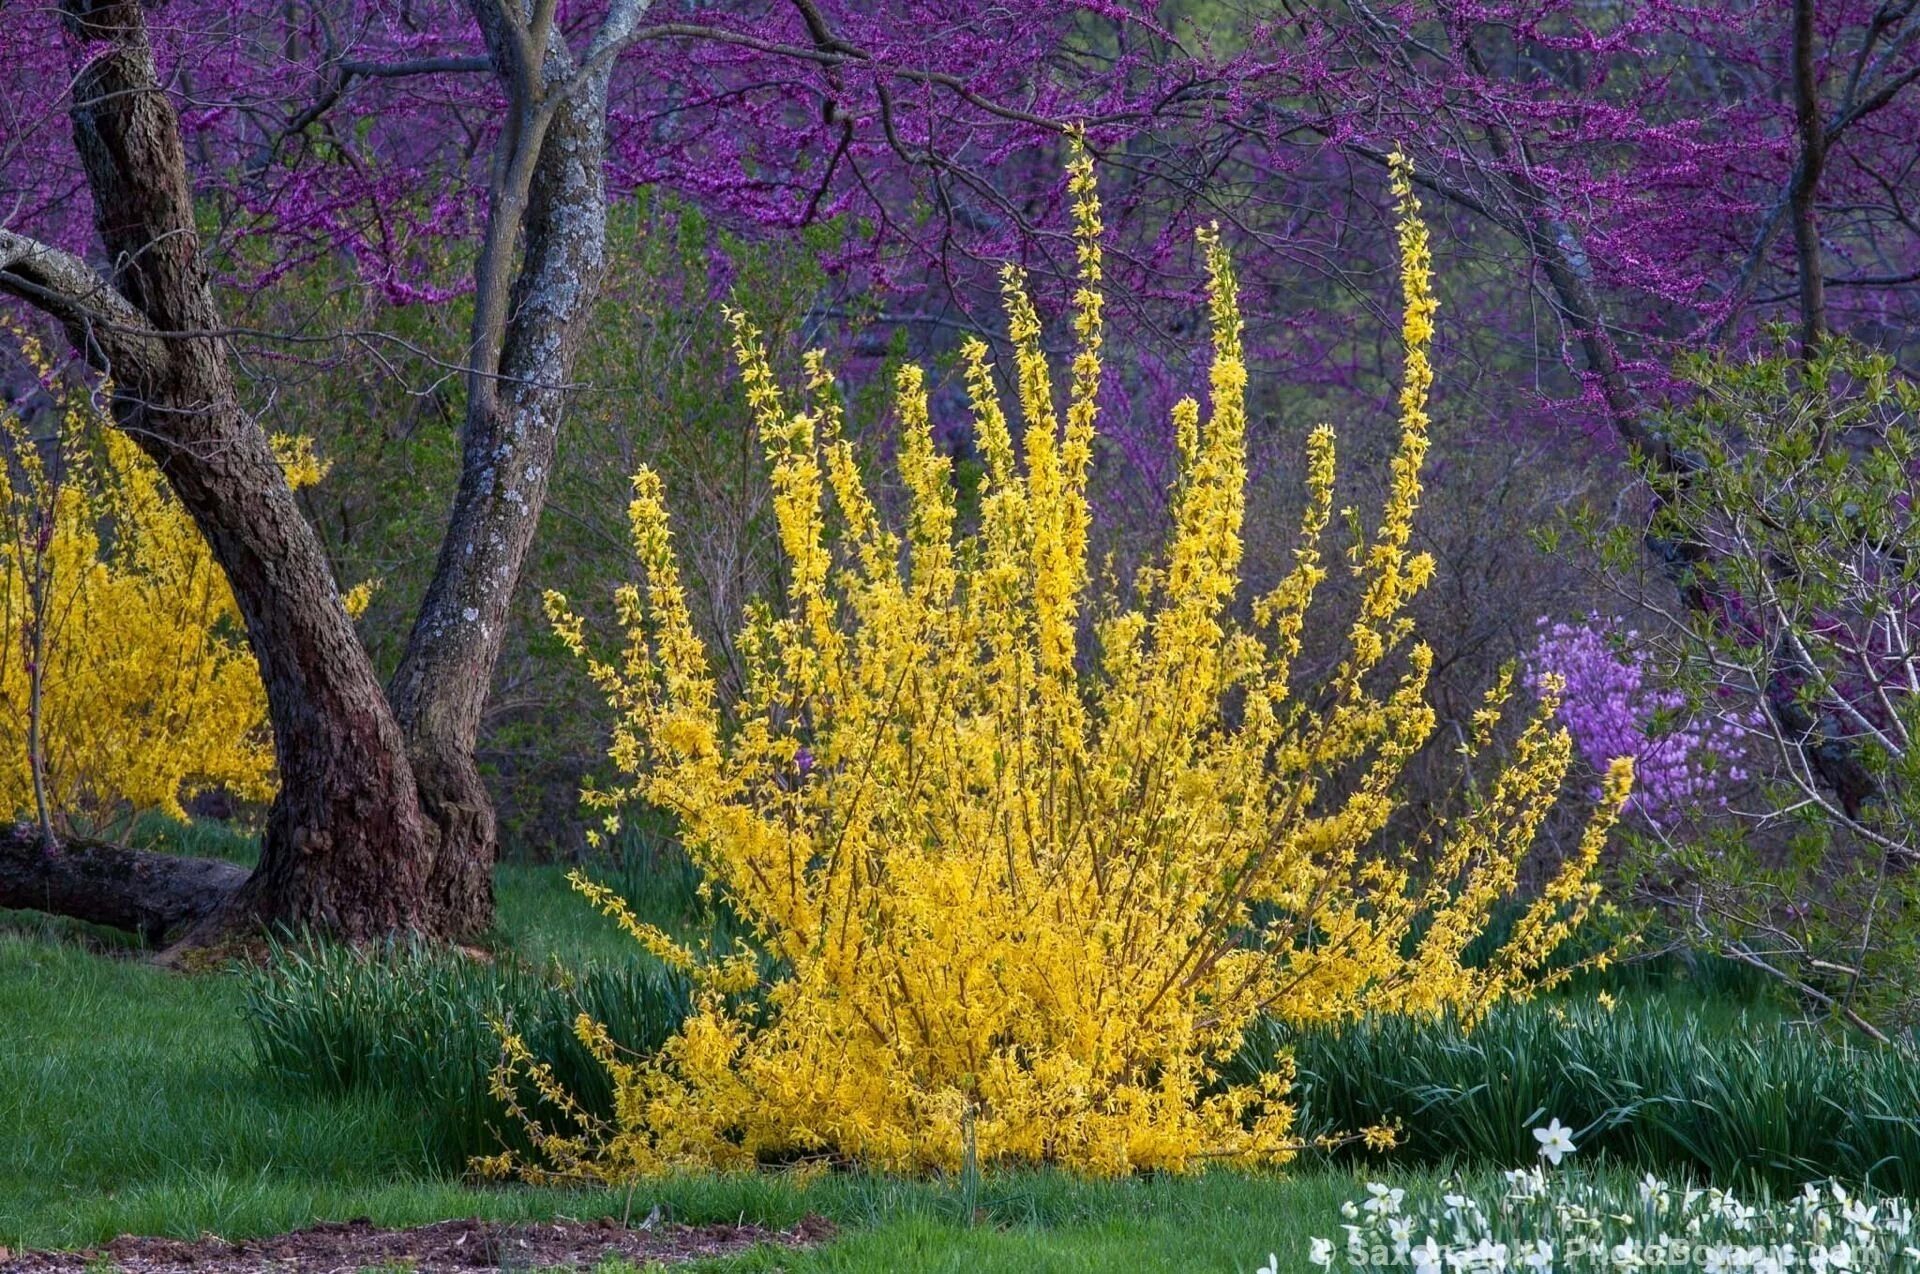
[[388, 46, 620, 937], [54, 0, 439, 945]]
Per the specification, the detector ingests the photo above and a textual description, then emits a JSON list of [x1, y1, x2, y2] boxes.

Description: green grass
[[3, 854, 1899, 1270], [491, 833, 749, 968], [1247, 994, 1920, 1193], [0, 929, 471, 1246], [240, 936, 690, 1166], [678, 1171, 1361, 1273], [493, 860, 668, 967], [0, 873, 1358, 1269], [242, 864, 1920, 1196], [0, 920, 1360, 1267]]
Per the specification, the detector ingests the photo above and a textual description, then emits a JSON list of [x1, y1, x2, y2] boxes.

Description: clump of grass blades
[[241, 937, 692, 1168], [1240, 996, 1920, 1193]]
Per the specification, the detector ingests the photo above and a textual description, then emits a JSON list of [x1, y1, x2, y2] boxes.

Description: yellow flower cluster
[[0, 335, 348, 823], [515, 142, 1633, 1180]]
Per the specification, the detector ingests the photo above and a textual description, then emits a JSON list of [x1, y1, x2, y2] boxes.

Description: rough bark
[[0, 0, 655, 946], [388, 2, 642, 937], [0, 0, 440, 946], [1791, 0, 1830, 350], [0, 823, 247, 944]]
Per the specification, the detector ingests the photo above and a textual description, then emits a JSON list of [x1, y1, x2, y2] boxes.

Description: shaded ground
[[0, 1215, 833, 1273]]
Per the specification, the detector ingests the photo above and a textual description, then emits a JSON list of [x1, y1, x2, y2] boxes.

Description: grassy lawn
[[3, 856, 1861, 1271], [679, 1172, 1361, 1272], [0, 926, 513, 1248], [0, 889, 1366, 1271]]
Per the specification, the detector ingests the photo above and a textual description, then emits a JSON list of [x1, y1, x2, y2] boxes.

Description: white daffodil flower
[[1532, 1117, 1578, 1166], [1364, 1182, 1407, 1215]]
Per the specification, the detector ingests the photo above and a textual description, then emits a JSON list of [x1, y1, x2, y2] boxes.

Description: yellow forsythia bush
[[0, 334, 328, 824], [514, 145, 1634, 1179]]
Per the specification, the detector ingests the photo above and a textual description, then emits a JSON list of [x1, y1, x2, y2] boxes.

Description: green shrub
[[1575, 339, 1920, 1030], [1240, 997, 1920, 1192], [240, 938, 691, 1168]]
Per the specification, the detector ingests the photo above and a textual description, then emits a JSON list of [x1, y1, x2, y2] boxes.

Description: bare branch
[[0, 229, 166, 377], [336, 56, 493, 78]]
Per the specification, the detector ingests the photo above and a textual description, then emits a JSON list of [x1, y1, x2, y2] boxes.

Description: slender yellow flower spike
[[506, 138, 1632, 1180]]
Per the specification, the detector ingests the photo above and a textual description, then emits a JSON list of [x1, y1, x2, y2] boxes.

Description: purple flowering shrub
[[1526, 614, 1760, 825]]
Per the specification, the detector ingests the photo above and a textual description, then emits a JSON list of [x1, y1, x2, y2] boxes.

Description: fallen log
[[0, 823, 248, 944]]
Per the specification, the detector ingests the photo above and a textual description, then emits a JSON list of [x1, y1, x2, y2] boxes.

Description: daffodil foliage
[[515, 145, 1634, 1179]]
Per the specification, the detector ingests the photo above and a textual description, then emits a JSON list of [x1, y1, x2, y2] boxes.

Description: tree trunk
[[388, 14, 627, 937], [10, 0, 442, 946], [1790, 0, 1830, 351], [0, 0, 671, 949], [0, 823, 247, 944], [0, 0, 652, 947]]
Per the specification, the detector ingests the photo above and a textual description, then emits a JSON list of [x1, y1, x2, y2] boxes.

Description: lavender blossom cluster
[[1527, 615, 1759, 824]]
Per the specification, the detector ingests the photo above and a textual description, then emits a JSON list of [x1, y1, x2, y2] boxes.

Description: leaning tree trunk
[[388, 5, 632, 937], [0, 0, 652, 946], [0, 0, 439, 945]]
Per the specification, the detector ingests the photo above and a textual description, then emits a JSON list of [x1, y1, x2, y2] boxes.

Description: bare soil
[[0, 1214, 833, 1273]]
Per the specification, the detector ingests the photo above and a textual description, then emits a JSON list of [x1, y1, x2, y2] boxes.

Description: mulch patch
[[0, 1214, 833, 1273]]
